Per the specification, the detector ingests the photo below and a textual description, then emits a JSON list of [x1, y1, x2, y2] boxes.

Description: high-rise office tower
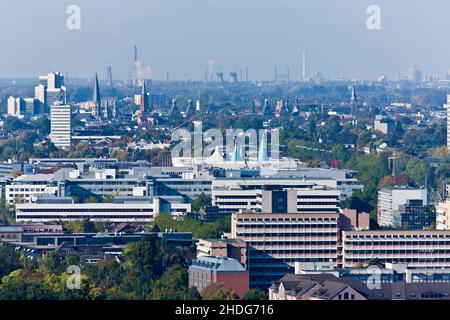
[[133, 45, 139, 87], [50, 103, 72, 149], [107, 63, 113, 87], [350, 85, 357, 115], [229, 72, 238, 83], [407, 67, 422, 82], [35, 72, 66, 114], [92, 73, 101, 119], [447, 95, 450, 151], [7, 97, 25, 117]]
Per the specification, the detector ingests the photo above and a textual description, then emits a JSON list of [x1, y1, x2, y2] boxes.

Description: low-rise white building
[[16, 197, 191, 223], [5, 174, 60, 206]]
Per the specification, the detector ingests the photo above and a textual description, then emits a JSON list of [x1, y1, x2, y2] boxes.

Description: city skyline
[[1, 0, 450, 81]]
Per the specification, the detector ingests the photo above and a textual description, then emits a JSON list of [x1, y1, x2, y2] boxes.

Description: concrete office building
[[378, 186, 431, 229], [154, 176, 212, 199], [15, 196, 191, 223], [35, 72, 66, 114], [50, 103, 72, 149], [5, 167, 156, 205], [56, 168, 154, 200], [5, 174, 63, 206], [256, 189, 340, 214], [212, 169, 361, 213], [231, 212, 341, 287], [214, 182, 340, 215], [342, 230, 450, 269]]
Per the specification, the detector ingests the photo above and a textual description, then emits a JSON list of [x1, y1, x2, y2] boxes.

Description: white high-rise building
[[446, 94, 450, 151], [35, 72, 66, 114], [50, 103, 71, 149], [7, 96, 24, 117], [378, 187, 428, 228]]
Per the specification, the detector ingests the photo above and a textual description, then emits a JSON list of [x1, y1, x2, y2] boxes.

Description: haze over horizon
[[1, 0, 449, 81]]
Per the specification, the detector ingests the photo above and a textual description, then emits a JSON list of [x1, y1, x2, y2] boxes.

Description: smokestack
[[134, 45, 138, 62], [302, 50, 306, 82]]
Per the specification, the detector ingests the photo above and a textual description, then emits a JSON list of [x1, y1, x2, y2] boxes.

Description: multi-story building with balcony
[[231, 212, 341, 287], [342, 230, 450, 269]]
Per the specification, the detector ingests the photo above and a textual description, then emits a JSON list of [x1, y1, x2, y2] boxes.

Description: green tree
[[244, 288, 268, 300], [0, 269, 56, 300], [406, 158, 429, 187], [40, 252, 64, 275], [30, 117, 51, 136], [192, 193, 212, 212], [201, 283, 238, 300], [0, 245, 21, 278], [149, 265, 201, 300], [123, 236, 162, 298], [3, 117, 26, 133]]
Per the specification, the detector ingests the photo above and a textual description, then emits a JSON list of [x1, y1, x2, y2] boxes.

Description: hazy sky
[[0, 0, 449, 81]]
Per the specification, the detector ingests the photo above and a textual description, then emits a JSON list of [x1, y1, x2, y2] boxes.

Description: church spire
[[93, 72, 101, 105], [140, 80, 149, 112]]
